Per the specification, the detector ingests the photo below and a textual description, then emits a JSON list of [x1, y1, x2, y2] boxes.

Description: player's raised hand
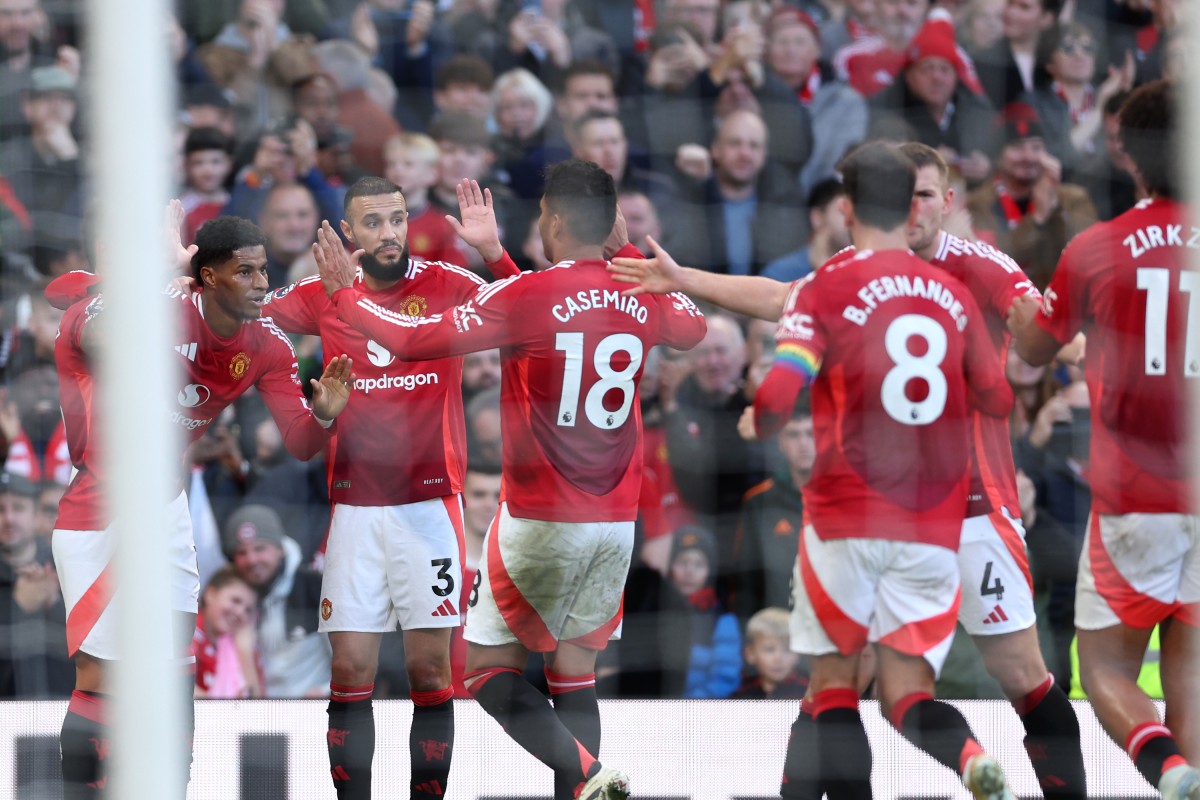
[[166, 198, 198, 275], [1006, 292, 1040, 335], [311, 353, 354, 422], [609, 235, 684, 296], [448, 179, 503, 263], [737, 406, 758, 441], [313, 221, 362, 298]]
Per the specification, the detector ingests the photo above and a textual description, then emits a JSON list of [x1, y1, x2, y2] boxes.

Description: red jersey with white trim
[[264, 256, 512, 506], [931, 231, 1039, 516], [1034, 197, 1193, 514], [54, 288, 333, 531], [757, 248, 1013, 550], [329, 259, 707, 523]]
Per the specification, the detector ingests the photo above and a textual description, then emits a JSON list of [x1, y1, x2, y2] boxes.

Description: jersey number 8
[[881, 314, 948, 425], [555, 332, 644, 429]]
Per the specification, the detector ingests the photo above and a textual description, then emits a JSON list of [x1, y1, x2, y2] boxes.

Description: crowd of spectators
[[0, 0, 1176, 699]]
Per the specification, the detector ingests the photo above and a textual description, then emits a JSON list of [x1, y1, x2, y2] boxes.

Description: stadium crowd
[[0, 5, 1188, 798]]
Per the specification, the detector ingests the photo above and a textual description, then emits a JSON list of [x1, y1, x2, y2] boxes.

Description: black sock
[[812, 689, 873, 800], [896, 695, 979, 774], [327, 684, 375, 800], [410, 689, 454, 799], [468, 667, 597, 793], [1017, 679, 1086, 798], [781, 702, 824, 800], [547, 671, 601, 800], [61, 691, 107, 800], [1127, 723, 1186, 790]]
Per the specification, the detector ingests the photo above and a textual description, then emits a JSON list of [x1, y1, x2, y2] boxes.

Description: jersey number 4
[[555, 332, 644, 429]]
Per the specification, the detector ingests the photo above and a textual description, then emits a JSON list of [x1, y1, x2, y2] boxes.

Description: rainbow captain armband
[[773, 342, 821, 382]]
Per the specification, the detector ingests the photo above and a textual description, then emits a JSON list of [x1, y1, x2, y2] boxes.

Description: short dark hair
[[343, 176, 403, 217], [558, 59, 615, 94], [435, 54, 495, 92], [543, 159, 617, 245], [466, 459, 502, 477], [428, 111, 492, 148], [1119, 80, 1175, 198], [573, 108, 622, 139], [806, 177, 846, 212], [899, 141, 949, 189], [191, 216, 267, 280], [185, 126, 233, 156], [840, 142, 915, 230]]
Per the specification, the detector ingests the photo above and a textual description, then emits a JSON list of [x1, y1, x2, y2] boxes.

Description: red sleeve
[[656, 292, 707, 350], [961, 290, 1015, 418], [331, 274, 526, 360], [254, 335, 334, 460], [484, 250, 522, 280], [262, 279, 323, 335], [45, 271, 101, 311], [1034, 235, 1087, 346], [612, 243, 643, 260], [754, 278, 823, 439], [970, 244, 1041, 317]]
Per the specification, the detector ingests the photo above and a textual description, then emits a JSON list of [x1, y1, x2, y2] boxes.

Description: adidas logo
[[414, 779, 445, 795], [982, 605, 1009, 625], [175, 342, 198, 361], [431, 598, 457, 617]]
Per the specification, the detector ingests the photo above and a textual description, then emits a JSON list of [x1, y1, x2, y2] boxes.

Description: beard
[[359, 241, 410, 282]]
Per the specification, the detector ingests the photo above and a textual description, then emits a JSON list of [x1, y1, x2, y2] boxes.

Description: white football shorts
[[957, 509, 1037, 636]]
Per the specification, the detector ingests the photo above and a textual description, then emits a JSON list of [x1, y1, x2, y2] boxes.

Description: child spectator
[[179, 127, 234, 246], [192, 565, 263, 699], [383, 132, 468, 266], [668, 525, 742, 698], [731, 607, 807, 699]]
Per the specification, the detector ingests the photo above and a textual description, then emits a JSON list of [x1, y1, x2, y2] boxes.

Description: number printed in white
[[881, 314, 948, 425], [1137, 268, 1200, 377], [555, 332, 645, 428]]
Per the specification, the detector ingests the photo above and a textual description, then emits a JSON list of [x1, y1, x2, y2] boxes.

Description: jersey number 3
[[555, 332, 644, 429]]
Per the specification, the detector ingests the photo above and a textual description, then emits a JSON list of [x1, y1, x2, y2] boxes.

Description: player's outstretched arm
[[310, 353, 354, 422], [312, 221, 363, 298], [447, 179, 504, 264], [166, 198, 199, 275], [609, 236, 789, 321]]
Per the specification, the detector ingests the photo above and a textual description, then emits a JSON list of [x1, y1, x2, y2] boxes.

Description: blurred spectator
[[973, 0, 1057, 110], [834, 0, 975, 97], [1, 365, 69, 485], [462, 461, 501, 570], [967, 102, 1096, 289], [869, 13, 994, 182], [193, 565, 263, 698], [370, 0, 451, 130], [224, 503, 331, 698], [254, 182, 320, 289], [432, 53, 495, 124], [762, 7, 867, 195], [671, 109, 806, 276], [464, 385, 501, 467], [178, 0, 329, 44], [1006, 346, 1058, 440], [291, 73, 365, 197], [181, 83, 237, 139], [1072, 89, 1138, 221], [761, 178, 848, 282], [445, 0, 506, 63], [733, 401, 813, 625], [179, 127, 235, 246], [1131, 0, 1176, 85], [3, 286, 60, 377], [1013, 375, 1091, 540], [668, 525, 742, 698], [32, 478, 61, 545], [0, 470, 71, 697], [664, 314, 765, 590], [730, 607, 807, 699], [492, 67, 554, 202], [816, 0, 878, 61], [961, 0, 1006, 54], [242, 418, 331, 560], [427, 111, 521, 272], [461, 348, 501, 406], [662, 0, 724, 56], [313, 38, 402, 176], [571, 110, 678, 215], [0, 0, 65, 143], [383, 132, 468, 265], [0, 65, 83, 242], [542, 60, 621, 163], [497, 0, 619, 90], [616, 189, 662, 255]]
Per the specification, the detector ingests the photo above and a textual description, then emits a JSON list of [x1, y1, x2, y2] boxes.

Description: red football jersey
[[264, 256, 516, 507], [1034, 197, 1193, 514], [330, 259, 707, 522], [931, 231, 1039, 516], [54, 289, 333, 530], [757, 248, 1013, 549]]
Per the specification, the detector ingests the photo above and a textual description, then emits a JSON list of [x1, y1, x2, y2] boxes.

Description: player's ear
[[340, 218, 354, 243], [837, 196, 854, 230], [199, 265, 215, 289]]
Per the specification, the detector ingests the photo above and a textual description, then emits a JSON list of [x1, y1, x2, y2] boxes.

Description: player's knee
[[330, 651, 377, 685], [407, 657, 452, 693]]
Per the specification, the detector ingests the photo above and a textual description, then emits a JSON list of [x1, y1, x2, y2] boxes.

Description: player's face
[[747, 635, 799, 684], [204, 580, 257, 637], [907, 165, 950, 253], [669, 549, 710, 596], [232, 540, 285, 591], [0, 492, 35, 549], [346, 193, 410, 283], [463, 471, 501, 538], [205, 246, 270, 319], [777, 416, 816, 475]]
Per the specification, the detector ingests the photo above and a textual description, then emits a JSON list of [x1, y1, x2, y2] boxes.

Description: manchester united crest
[[229, 352, 251, 379], [402, 295, 428, 318], [321, 598, 333, 621]]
